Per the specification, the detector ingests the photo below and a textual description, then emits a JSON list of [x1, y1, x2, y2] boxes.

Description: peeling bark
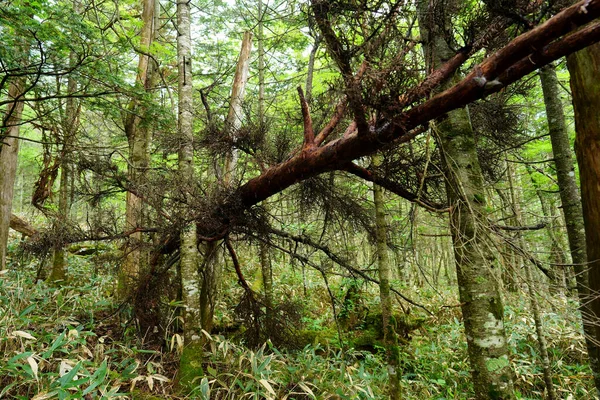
[[233, 1, 600, 213]]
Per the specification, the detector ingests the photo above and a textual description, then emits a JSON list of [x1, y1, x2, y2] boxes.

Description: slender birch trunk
[[418, 2, 515, 398], [373, 155, 401, 400], [176, 0, 203, 389]]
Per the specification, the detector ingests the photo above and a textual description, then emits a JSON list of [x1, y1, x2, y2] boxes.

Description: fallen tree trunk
[[232, 0, 600, 211], [9, 214, 37, 237]]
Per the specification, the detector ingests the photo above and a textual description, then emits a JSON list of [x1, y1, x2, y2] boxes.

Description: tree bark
[[234, 1, 600, 212], [417, 2, 515, 398], [223, 31, 252, 186], [0, 77, 27, 271], [176, 0, 202, 389], [49, 32, 80, 283], [199, 32, 253, 333], [567, 42, 600, 395], [119, 0, 156, 298], [257, 4, 274, 328], [199, 241, 220, 333], [495, 186, 518, 292], [9, 214, 37, 237], [373, 155, 401, 400]]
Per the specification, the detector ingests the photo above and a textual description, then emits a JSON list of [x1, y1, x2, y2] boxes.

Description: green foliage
[[190, 331, 386, 399], [0, 267, 171, 398]]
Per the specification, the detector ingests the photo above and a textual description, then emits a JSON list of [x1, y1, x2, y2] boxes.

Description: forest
[[2, 0, 600, 398]]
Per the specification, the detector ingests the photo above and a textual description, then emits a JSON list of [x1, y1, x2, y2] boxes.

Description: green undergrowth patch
[[0, 268, 174, 399], [0, 263, 596, 399]]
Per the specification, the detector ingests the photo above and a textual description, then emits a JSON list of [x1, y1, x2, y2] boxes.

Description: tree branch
[[297, 86, 315, 150]]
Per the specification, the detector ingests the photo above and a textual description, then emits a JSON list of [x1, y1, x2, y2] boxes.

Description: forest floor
[[0, 255, 595, 399]]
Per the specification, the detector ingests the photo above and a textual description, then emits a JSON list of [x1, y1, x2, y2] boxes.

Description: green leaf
[[58, 362, 82, 387], [82, 360, 108, 395], [19, 304, 36, 318], [43, 331, 67, 359]]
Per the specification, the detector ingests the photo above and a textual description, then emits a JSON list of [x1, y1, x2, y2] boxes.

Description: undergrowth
[[0, 258, 595, 399]]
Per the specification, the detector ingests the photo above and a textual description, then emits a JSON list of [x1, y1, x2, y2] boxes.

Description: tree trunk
[[539, 63, 590, 290], [223, 31, 252, 186], [257, 4, 274, 329], [508, 160, 556, 399], [119, 0, 156, 299], [373, 155, 401, 400], [176, 0, 202, 389], [305, 35, 321, 104], [495, 186, 518, 292], [506, 162, 527, 285], [418, 2, 515, 398], [567, 42, 600, 395], [525, 165, 569, 292], [199, 32, 253, 333], [199, 241, 220, 333], [49, 36, 80, 284], [48, 162, 69, 283], [0, 77, 27, 271], [259, 238, 273, 328]]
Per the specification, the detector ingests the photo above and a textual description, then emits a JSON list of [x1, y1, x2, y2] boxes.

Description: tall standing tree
[[119, 0, 157, 298], [567, 41, 600, 397], [0, 78, 27, 272], [176, 0, 202, 389], [417, 1, 515, 398], [539, 61, 600, 389], [49, 4, 81, 282], [373, 155, 401, 400], [199, 31, 253, 333], [0, 21, 29, 271]]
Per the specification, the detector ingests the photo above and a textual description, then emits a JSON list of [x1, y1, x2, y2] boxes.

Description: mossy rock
[[350, 328, 385, 353], [296, 328, 338, 348]]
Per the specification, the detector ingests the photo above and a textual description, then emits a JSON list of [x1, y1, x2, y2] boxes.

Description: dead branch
[[9, 214, 38, 237], [297, 87, 315, 150], [343, 162, 448, 212]]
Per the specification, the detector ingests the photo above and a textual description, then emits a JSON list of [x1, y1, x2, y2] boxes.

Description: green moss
[[473, 193, 486, 204], [296, 328, 338, 348], [352, 328, 384, 352], [177, 341, 204, 393]]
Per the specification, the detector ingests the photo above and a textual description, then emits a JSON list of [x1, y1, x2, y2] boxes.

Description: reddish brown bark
[[235, 0, 600, 211], [568, 41, 600, 392]]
